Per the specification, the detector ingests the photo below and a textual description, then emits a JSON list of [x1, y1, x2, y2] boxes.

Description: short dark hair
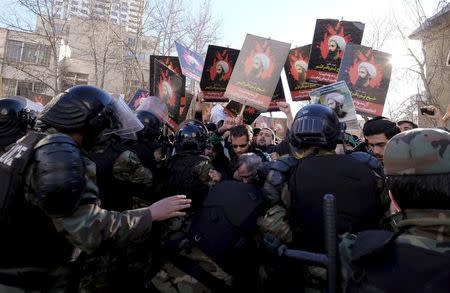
[[397, 120, 418, 129], [387, 174, 450, 210], [363, 116, 400, 139], [230, 124, 253, 141]]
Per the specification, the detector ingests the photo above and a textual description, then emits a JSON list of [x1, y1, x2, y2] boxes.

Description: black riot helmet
[[0, 96, 37, 147], [174, 119, 208, 153], [290, 104, 341, 150], [136, 110, 163, 142], [39, 86, 120, 149]]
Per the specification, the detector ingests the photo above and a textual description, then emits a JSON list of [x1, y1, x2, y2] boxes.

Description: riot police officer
[[167, 119, 214, 208], [0, 96, 38, 154], [262, 104, 384, 252], [0, 85, 190, 291]]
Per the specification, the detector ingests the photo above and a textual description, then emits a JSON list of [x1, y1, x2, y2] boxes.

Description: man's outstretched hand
[[149, 195, 191, 221]]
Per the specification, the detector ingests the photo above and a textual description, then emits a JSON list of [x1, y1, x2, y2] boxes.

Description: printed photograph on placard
[[224, 100, 261, 125], [200, 45, 240, 99], [153, 61, 183, 125], [306, 19, 365, 85], [224, 34, 290, 111], [309, 81, 359, 130], [175, 42, 205, 82], [150, 55, 185, 96], [128, 89, 150, 111], [337, 44, 392, 117], [284, 45, 321, 101]]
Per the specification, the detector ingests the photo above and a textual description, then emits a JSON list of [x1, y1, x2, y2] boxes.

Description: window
[[127, 37, 136, 47], [2, 79, 48, 99], [120, 13, 127, 18], [62, 72, 89, 90], [5, 40, 51, 66], [81, 9, 88, 14], [70, 6, 78, 12]]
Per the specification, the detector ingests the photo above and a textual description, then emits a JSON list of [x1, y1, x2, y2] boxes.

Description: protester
[[363, 116, 401, 163], [397, 119, 418, 132]]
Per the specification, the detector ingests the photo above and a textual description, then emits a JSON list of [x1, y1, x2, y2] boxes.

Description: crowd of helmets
[[0, 85, 449, 292]]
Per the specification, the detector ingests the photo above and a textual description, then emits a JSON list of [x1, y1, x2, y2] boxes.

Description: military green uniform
[[340, 128, 450, 293], [14, 137, 154, 292]]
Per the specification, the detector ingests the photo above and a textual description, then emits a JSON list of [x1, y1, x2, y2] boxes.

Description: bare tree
[[0, 0, 69, 96], [390, 0, 448, 125]]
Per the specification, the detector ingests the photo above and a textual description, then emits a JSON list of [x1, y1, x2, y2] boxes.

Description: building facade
[[409, 4, 450, 127], [0, 16, 157, 104], [53, 0, 146, 34]]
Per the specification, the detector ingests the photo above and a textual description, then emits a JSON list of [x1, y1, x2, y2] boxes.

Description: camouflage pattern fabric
[[384, 128, 450, 175], [41, 155, 154, 253], [112, 150, 153, 188], [192, 155, 215, 188], [151, 247, 233, 293], [339, 209, 450, 289]]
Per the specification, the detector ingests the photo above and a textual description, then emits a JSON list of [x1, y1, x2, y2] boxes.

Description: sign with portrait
[[128, 89, 150, 111], [306, 19, 365, 85], [153, 60, 184, 128], [200, 45, 240, 102], [284, 45, 321, 101], [150, 55, 184, 96], [224, 34, 290, 111], [175, 41, 205, 82], [309, 81, 359, 130], [253, 115, 288, 139], [337, 44, 392, 116]]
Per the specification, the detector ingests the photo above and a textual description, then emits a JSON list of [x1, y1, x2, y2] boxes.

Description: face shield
[[103, 95, 143, 140], [136, 96, 169, 123]]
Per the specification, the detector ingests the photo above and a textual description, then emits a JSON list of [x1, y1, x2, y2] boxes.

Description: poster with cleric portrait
[[309, 81, 359, 130], [224, 77, 286, 124], [224, 34, 290, 111], [284, 45, 321, 101], [175, 41, 205, 82], [150, 55, 185, 95], [153, 61, 183, 129], [337, 44, 392, 117], [306, 19, 365, 85], [199, 45, 240, 102]]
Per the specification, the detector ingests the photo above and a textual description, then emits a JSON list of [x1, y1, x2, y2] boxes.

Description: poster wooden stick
[[239, 104, 246, 116]]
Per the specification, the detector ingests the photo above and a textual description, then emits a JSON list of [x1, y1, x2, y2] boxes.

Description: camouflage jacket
[[340, 209, 450, 290], [25, 151, 153, 254]]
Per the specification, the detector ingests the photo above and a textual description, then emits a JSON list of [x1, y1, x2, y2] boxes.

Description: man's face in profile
[[328, 40, 338, 52], [358, 66, 368, 79], [216, 64, 223, 75], [295, 63, 304, 74], [327, 99, 337, 110]]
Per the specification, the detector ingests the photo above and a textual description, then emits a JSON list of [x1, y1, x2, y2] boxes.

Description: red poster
[[284, 45, 321, 101], [200, 45, 239, 102], [337, 44, 392, 116], [306, 19, 365, 85], [224, 34, 290, 111]]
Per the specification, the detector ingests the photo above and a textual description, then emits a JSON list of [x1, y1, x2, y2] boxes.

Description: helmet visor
[[135, 96, 169, 123], [103, 95, 143, 140]]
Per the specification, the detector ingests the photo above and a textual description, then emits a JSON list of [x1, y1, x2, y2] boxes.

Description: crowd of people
[[0, 85, 449, 293]]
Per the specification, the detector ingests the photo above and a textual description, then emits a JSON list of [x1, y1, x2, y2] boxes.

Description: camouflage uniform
[[17, 142, 154, 292], [80, 138, 156, 291], [340, 128, 450, 292]]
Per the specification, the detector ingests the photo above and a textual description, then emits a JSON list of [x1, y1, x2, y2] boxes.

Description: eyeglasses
[[232, 143, 248, 149]]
